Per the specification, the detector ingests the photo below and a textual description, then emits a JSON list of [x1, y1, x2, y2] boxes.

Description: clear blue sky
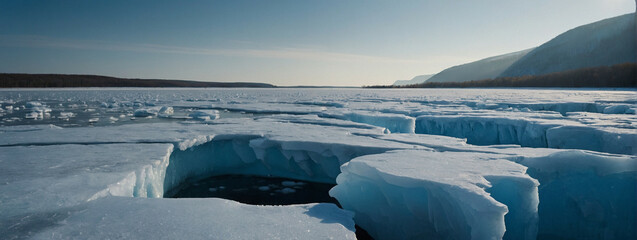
[[0, 0, 634, 86]]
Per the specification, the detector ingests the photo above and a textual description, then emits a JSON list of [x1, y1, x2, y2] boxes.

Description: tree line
[[0, 74, 275, 88], [367, 63, 636, 88]]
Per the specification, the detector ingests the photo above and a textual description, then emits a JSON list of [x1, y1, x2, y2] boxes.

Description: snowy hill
[[426, 49, 533, 83], [422, 13, 636, 84], [500, 13, 636, 77], [393, 74, 434, 86]]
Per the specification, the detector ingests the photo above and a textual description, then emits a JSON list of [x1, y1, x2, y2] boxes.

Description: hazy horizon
[[1, 0, 634, 86]]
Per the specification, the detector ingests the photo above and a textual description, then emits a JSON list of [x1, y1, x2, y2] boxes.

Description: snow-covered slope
[[421, 13, 635, 84], [392, 74, 434, 86], [426, 49, 533, 83], [500, 13, 636, 77]]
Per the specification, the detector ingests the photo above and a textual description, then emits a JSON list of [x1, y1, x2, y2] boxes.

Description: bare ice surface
[[0, 88, 635, 239]]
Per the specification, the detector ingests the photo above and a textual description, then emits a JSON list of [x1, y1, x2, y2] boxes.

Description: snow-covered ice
[[32, 197, 355, 240], [0, 88, 635, 239], [330, 150, 539, 240]]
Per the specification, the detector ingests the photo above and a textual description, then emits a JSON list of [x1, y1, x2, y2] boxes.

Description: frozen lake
[[1, 88, 636, 239]]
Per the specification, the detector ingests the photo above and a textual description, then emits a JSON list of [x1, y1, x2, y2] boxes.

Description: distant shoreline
[[368, 63, 636, 89], [0, 74, 276, 88]]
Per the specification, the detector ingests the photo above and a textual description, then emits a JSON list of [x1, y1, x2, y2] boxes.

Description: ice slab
[[31, 197, 355, 240], [320, 110, 416, 133], [330, 150, 539, 240], [0, 144, 173, 220], [546, 125, 636, 155], [415, 115, 572, 146], [603, 104, 635, 114], [513, 150, 637, 239], [565, 111, 637, 129], [415, 114, 637, 154]]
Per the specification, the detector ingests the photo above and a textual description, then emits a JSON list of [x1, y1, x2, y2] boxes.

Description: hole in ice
[[167, 174, 337, 205], [166, 174, 375, 240]]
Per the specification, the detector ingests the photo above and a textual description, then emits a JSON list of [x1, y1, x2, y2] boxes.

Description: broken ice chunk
[[188, 110, 219, 121], [134, 108, 158, 117], [59, 112, 76, 119], [25, 101, 43, 108], [25, 112, 40, 119], [159, 106, 174, 115]]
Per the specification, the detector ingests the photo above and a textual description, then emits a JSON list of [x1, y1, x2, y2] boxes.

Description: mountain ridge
[[393, 74, 434, 86], [500, 13, 636, 77], [426, 48, 533, 83], [416, 13, 635, 84]]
